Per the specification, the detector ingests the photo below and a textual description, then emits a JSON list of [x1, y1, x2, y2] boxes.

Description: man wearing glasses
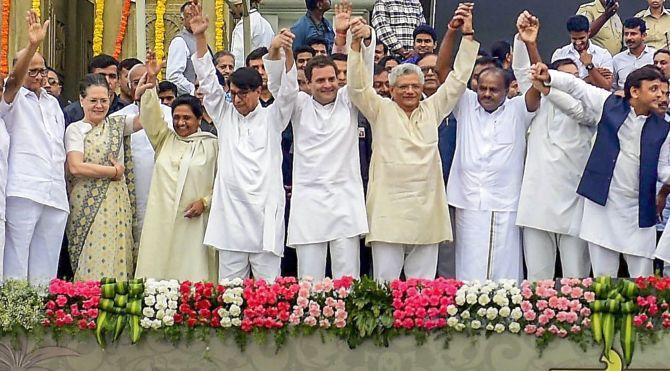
[[43, 67, 68, 108], [0, 11, 69, 284]]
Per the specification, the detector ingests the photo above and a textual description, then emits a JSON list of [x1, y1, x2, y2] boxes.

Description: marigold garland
[[0, 0, 10, 76], [113, 0, 132, 59], [31, 0, 40, 15], [215, 0, 225, 52], [154, 0, 167, 80], [92, 0, 105, 56]]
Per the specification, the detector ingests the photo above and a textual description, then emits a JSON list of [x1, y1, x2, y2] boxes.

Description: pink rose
[[521, 300, 533, 312], [320, 319, 331, 328], [323, 305, 335, 318], [548, 325, 559, 334], [55, 295, 68, 307], [582, 278, 593, 287], [535, 327, 545, 337], [304, 316, 317, 326], [543, 308, 556, 319], [570, 325, 581, 333], [548, 296, 559, 308], [558, 329, 568, 338], [335, 309, 347, 320], [538, 314, 549, 325], [524, 310, 537, 321], [297, 296, 309, 308], [537, 300, 548, 311], [584, 291, 596, 302], [524, 325, 537, 334], [570, 287, 583, 299], [560, 285, 572, 295], [556, 311, 568, 322], [521, 287, 533, 299]]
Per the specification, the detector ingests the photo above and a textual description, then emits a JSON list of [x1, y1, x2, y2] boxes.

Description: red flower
[[55, 295, 68, 307], [187, 317, 197, 327]]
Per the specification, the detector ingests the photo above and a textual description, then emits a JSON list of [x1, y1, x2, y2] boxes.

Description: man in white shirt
[[532, 63, 670, 278], [513, 11, 595, 280], [190, 2, 298, 281], [551, 15, 614, 89], [2, 12, 69, 284], [448, 36, 541, 282], [229, 0, 275, 70], [0, 77, 8, 278], [613, 18, 656, 91], [167, 2, 199, 95]]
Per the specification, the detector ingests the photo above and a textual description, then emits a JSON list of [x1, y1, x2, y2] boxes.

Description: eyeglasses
[[47, 78, 59, 85], [420, 66, 437, 74], [85, 98, 110, 106], [28, 68, 48, 77], [230, 90, 253, 99]]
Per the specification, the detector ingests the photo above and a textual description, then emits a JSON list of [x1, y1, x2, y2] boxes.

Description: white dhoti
[[3, 197, 68, 284], [295, 236, 360, 280], [218, 250, 281, 283], [588, 243, 652, 278], [523, 227, 590, 280], [454, 208, 523, 282], [371, 242, 438, 282]]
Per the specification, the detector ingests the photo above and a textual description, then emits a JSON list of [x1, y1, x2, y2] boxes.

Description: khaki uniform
[[577, 1, 623, 56], [635, 8, 670, 50]]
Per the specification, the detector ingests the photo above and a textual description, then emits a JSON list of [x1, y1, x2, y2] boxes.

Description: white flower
[[150, 319, 162, 329], [508, 322, 520, 333], [470, 320, 481, 329], [447, 305, 458, 316], [486, 307, 498, 320], [163, 316, 174, 326], [156, 309, 165, 320], [231, 318, 241, 327], [447, 317, 459, 327], [509, 287, 521, 296], [510, 308, 523, 320], [168, 300, 178, 310], [501, 280, 515, 291], [466, 293, 477, 305], [511, 294, 523, 305], [476, 308, 487, 317], [461, 310, 470, 319], [455, 295, 465, 306], [455, 323, 466, 332], [480, 285, 493, 294], [140, 318, 152, 329], [499, 307, 511, 318], [155, 301, 168, 311], [478, 294, 491, 306], [231, 278, 244, 286], [486, 323, 494, 331], [218, 308, 229, 318], [221, 317, 232, 328], [144, 295, 156, 307], [142, 307, 155, 318], [494, 323, 505, 333], [155, 294, 167, 305], [145, 286, 157, 296], [168, 293, 180, 302], [157, 285, 168, 294], [229, 304, 241, 317]]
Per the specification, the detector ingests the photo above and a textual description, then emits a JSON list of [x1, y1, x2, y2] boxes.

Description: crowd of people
[[2, 0, 670, 285]]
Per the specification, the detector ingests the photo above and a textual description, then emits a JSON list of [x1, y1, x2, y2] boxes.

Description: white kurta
[[231, 10, 275, 70], [513, 35, 598, 236], [0, 117, 8, 222], [110, 103, 173, 233], [193, 51, 297, 256], [548, 70, 670, 258]]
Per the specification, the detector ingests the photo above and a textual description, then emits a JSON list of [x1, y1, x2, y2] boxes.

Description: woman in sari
[[134, 51, 218, 282], [65, 74, 139, 281]]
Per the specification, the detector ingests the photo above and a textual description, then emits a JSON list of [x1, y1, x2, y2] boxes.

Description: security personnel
[[577, 0, 623, 56]]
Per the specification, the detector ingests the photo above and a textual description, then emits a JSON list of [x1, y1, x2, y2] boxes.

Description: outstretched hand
[[188, 0, 209, 36], [448, 3, 473, 32], [516, 10, 539, 44], [334, 0, 353, 34], [26, 10, 49, 46], [270, 28, 295, 53], [350, 17, 371, 41]]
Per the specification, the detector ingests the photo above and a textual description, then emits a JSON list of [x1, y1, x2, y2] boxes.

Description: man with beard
[[551, 15, 613, 89], [577, 0, 623, 56], [613, 18, 655, 91]]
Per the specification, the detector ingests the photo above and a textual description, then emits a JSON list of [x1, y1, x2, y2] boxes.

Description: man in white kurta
[[541, 67, 670, 277], [191, 9, 298, 282], [0, 91, 8, 278], [512, 33, 596, 280], [229, 0, 275, 70], [2, 14, 69, 284], [278, 32, 375, 281]]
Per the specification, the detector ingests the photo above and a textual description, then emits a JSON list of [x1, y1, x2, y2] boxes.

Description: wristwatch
[[585, 63, 595, 71]]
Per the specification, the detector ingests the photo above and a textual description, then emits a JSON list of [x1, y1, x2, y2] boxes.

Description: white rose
[[447, 305, 458, 316], [447, 317, 459, 327], [231, 278, 243, 286], [221, 317, 232, 328], [155, 301, 167, 311], [142, 307, 155, 318], [511, 294, 523, 305], [476, 308, 487, 317], [158, 286, 168, 294], [455, 323, 466, 332], [509, 287, 521, 296], [144, 296, 156, 307], [140, 318, 152, 329], [470, 320, 481, 329], [499, 307, 511, 318], [486, 307, 498, 320], [156, 294, 167, 305], [151, 319, 162, 329], [510, 308, 523, 320], [229, 305, 241, 317], [163, 316, 174, 326], [218, 308, 229, 318], [508, 322, 520, 333], [478, 294, 491, 306], [455, 295, 466, 306], [461, 310, 470, 320], [466, 293, 477, 305], [156, 309, 165, 320], [145, 287, 157, 296], [231, 318, 241, 327], [235, 297, 244, 306], [485, 323, 494, 331], [494, 323, 505, 333], [165, 309, 176, 317], [168, 300, 177, 310], [480, 285, 492, 294]]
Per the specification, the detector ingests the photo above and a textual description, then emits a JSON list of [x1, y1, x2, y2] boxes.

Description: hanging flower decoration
[[154, 0, 167, 80], [0, 0, 10, 76], [113, 0, 132, 59], [92, 0, 105, 56], [31, 0, 40, 15], [215, 0, 225, 52]]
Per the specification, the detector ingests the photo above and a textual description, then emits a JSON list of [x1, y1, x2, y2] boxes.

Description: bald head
[[12, 48, 45, 67], [127, 63, 146, 101]]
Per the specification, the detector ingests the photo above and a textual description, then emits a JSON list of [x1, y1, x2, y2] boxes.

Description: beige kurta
[[347, 37, 479, 246], [134, 89, 218, 282]]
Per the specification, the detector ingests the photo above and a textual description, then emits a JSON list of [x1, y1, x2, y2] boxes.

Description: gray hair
[[389, 63, 425, 87]]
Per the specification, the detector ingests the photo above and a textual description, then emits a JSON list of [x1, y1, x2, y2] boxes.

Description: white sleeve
[[547, 69, 610, 120], [231, 24, 245, 70], [166, 37, 195, 95], [265, 56, 298, 132], [595, 50, 614, 72], [65, 124, 85, 153], [192, 51, 229, 129], [659, 132, 670, 184], [512, 34, 531, 94], [544, 88, 588, 124]]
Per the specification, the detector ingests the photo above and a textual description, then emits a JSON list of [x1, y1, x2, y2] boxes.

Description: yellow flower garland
[[215, 0, 225, 51], [155, 0, 167, 80], [31, 0, 40, 15], [92, 0, 105, 56]]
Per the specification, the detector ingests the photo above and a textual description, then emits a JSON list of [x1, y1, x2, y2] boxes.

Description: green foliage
[[339, 276, 396, 348], [0, 280, 46, 337]]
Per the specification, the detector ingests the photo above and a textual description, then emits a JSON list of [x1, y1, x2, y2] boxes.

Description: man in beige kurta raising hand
[[347, 3, 479, 281]]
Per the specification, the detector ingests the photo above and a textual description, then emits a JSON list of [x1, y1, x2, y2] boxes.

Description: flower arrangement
[[154, 0, 167, 80], [633, 276, 670, 347], [289, 276, 353, 330], [113, 0, 133, 59], [241, 277, 299, 332], [447, 280, 524, 336], [0, 280, 46, 335], [140, 279, 179, 329], [519, 278, 594, 351], [174, 279, 245, 330], [92, 0, 105, 55], [42, 279, 100, 331], [216, 278, 245, 328], [215, 0, 225, 52], [0, 0, 10, 76], [391, 277, 461, 331]]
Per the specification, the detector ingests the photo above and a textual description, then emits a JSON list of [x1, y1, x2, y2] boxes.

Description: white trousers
[[523, 227, 590, 280], [295, 236, 360, 280], [4, 197, 68, 284], [454, 208, 523, 282], [0, 220, 4, 278], [371, 242, 438, 282], [588, 243, 652, 278], [218, 250, 281, 283]]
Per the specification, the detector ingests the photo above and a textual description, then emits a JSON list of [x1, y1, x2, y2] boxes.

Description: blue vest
[[577, 95, 669, 228]]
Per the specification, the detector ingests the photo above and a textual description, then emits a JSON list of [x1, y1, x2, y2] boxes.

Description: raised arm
[[265, 30, 299, 132], [3, 10, 48, 104], [436, 7, 464, 83], [136, 51, 172, 151], [348, 20, 384, 123], [579, 1, 619, 40], [513, 10, 542, 93]]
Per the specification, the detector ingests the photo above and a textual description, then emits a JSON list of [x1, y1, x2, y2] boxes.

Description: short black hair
[[490, 40, 511, 65], [305, 0, 319, 11], [158, 80, 178, 96], [331, 53, 347, 62], [549, 58, 578, 70], [373, 63, 386, 76], [88, 54, 119, 73], [245, 47, 268, 66], [477, 67, 511, 89], [655, 49, 670, 59], [477, 48, 491, 58], [180, 1, 190, 13], [624, 65, 665, 100], [45, 66, 64, 85], [79, 73, 109, 98], [229, 67, 263, 90], [379, 55, 401, 68], [305, 55, 339, 82], [475, 56, 502, 69], [294, 46, 316, 59], [623, 17, 647, 34], [171, 94, 204, 118], [119, 58, 142, 73], [375, 39, 388, 54], [413, 24, 437, 43], [566, 15, 590, 33], [306, 37, 328, 49]]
